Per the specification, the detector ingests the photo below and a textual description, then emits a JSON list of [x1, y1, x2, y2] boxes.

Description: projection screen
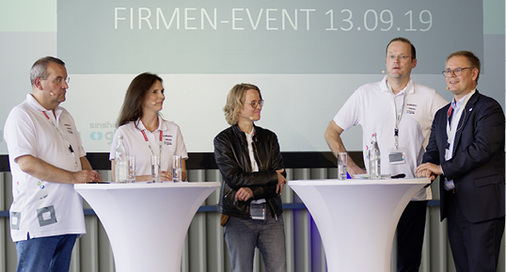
[[0, 0, 504, 161]]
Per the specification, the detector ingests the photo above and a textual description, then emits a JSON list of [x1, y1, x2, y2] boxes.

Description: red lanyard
[[141, 129, 163, 157]]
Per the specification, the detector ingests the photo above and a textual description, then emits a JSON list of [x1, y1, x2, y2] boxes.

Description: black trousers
[[396, 200, 428, 272], [446, 192, 505, 272]]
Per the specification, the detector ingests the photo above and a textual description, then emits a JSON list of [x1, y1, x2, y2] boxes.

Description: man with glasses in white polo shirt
[[325, 37, 447, 271], [4, 56, 102, 272]]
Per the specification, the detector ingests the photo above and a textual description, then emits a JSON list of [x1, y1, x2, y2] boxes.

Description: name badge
[[250, 202, 266, 220], [389, 148, 406, 165]]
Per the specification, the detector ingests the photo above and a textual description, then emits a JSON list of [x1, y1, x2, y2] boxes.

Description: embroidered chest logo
[[405, 103, 417, 115], [64, 123, 74, 134], [163, 134, 173, 146]]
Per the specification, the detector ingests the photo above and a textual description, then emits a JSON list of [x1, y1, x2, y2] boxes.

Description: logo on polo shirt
[[406, 103, 417, 115], [163, 134, 173, 146], [64, 123, 74, 134]]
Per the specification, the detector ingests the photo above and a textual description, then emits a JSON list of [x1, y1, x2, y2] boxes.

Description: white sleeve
[[431, 92, 449, 115], [4, 108, 37, 161], [174, 125, 188, 159], [333, 89, 362, 131]]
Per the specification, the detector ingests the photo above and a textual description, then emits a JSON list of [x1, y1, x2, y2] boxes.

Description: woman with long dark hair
[[110, 73, 187, 181]]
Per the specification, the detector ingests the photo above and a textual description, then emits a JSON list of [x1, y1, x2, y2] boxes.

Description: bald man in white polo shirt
[[4, 56, 102, 272]]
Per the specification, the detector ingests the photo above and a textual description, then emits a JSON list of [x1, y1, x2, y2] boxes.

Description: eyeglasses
[[42, 76, 70, 85], [387, 55, 412, 60], [245, 100, 264, 108], [54, 76, 70, 84], [442, 67, 473, 77]]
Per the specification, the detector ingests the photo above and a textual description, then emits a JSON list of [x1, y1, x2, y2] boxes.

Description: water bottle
[[114, 135, 128, 183], [368, 133, 381, 179]]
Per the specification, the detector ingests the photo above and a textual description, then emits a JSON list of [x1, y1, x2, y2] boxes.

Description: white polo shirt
[[109, 119, 188, 176], [4, 94, 86, 242], [334, 76, 447, 200]]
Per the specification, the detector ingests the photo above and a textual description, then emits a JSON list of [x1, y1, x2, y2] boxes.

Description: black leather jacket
[[214, 124, 285, 219]]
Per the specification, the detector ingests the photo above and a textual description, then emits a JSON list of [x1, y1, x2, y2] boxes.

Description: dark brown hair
[[117, 73, 163, 127]]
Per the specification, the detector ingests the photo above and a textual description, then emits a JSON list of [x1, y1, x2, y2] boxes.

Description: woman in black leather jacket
[[214, 83, 287, 272]]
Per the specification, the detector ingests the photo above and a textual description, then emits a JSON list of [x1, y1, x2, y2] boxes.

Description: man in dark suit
[[416, 50, 505, 272]]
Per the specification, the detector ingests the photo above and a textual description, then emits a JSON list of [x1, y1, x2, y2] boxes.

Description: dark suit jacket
[[422, 90, 505, 223]]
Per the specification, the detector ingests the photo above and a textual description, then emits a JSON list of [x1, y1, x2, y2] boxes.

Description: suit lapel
[[439, 104, 451, 152], [452, 91, 479, 153]]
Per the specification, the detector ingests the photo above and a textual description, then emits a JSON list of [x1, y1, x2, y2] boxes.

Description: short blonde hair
[[224, 83, 262, 125]]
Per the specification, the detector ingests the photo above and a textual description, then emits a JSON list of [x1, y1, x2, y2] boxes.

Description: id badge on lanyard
[[250, 201, 266, 220], [246, 129, 266, 220], [389, 148, 406, 165], [389, 88, 407, 165]]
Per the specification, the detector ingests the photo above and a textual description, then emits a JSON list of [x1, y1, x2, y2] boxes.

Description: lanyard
[[43, 111, 79, 169], [445, 91, 473, 154], [245, 128, 259, 172], [390, 90, 407, 150], [141, 129, 163, 157]]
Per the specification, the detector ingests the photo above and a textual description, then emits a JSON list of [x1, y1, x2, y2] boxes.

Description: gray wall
[[0, 169, 504, 272]]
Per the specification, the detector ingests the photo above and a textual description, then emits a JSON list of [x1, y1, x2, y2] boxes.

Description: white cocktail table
[[75, 182, 220, 272], [288, 178, 429, 272]]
